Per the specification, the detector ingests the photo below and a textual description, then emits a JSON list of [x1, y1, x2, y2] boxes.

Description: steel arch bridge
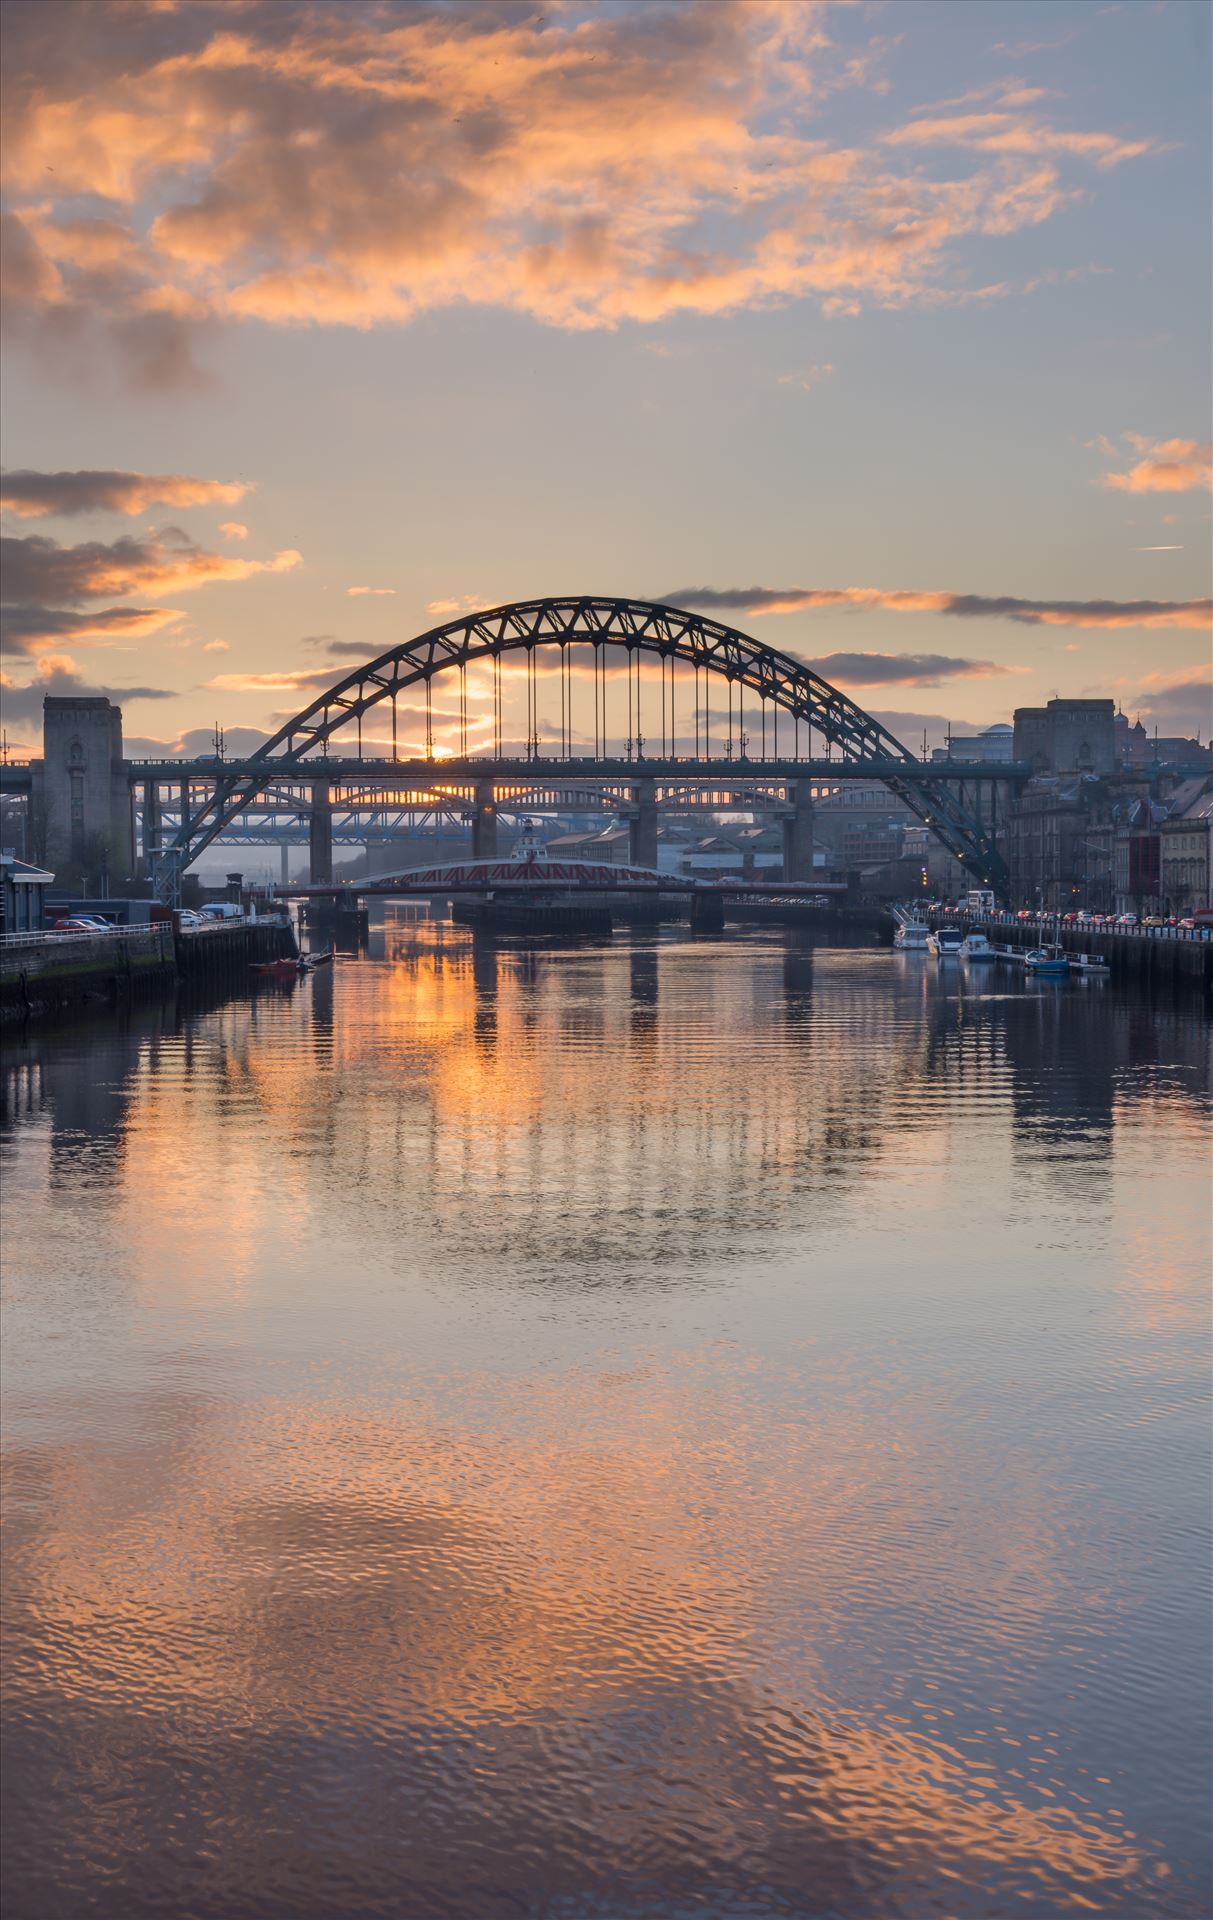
[[154, 596, 1007, 898]]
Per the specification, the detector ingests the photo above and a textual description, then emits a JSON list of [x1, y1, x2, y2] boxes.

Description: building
[[0, 851, 55, 933], [931, 722, 1015, 766], [1159, 779, 1213, 914], [682, 826, 789, 877], [901, 825, 969, 901], [542, 826, 633, 864], [1116, 710, 1211, 770], [1006, 776, 1108, 911], [1013, 699, 1116, 776]]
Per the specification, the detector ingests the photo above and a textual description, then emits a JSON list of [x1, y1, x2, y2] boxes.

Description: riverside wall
[[953, 913, 1211, 998], [1, 920, 297, 1024]]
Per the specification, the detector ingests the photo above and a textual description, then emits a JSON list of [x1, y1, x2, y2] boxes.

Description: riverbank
[[953, 912, 1211, 997], [0, 919, 297, 1024]]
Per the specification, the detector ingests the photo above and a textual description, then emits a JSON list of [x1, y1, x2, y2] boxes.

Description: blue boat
[[1024, 945, 1070, 977]]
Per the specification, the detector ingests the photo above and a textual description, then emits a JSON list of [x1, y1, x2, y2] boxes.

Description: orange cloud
[[1, 530, 300, 603], [0, 468, 253, 518], [0, 1, 1161, 379], [0, 602, 184, 654], [884, 111, 1153, 169], [347, 586, 397, 598], [1099, 437, 1213, 495], [666, 584, 1213, 631], [218, 520, 248, 540], [202, 671, 334, 693]]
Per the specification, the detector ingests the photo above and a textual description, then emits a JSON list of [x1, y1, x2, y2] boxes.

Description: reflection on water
[[2, 925, 1210, 1920]]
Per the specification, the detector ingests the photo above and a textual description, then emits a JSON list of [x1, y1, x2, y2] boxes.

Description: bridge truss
[[152, 597, 1011, 899]]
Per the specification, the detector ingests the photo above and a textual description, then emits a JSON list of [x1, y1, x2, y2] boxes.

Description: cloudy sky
[[1, 0, 1210, 758]]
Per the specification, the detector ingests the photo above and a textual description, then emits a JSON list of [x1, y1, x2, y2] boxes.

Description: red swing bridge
[[281, 855, 849, 931]]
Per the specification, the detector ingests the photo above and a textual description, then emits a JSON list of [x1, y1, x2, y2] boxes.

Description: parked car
[[1076, 911, 1095, 925], [50, 914, 113, 933], [199, 902, 243, 921], [1143, 916, 1165, 927], [1116, 913, 1138, 926], [1178, 917, 1197, 929], [175, 908, 207, 929], [1016, 909, 1033, 920]]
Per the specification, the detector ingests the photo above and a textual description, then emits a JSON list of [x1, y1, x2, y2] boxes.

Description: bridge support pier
[[471, 780, 498, 860], [141, 780, 160, 877], [782, 781, 816, 884], [629, 777, 658, 869], [690, 891, 725, 934], [310, 780, 333, 885]]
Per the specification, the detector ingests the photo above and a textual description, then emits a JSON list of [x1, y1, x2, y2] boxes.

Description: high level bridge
[[2, 597, 1027, 899]]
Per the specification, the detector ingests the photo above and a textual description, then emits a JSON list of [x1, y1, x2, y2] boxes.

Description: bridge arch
[[161, 596, 1004, 890]]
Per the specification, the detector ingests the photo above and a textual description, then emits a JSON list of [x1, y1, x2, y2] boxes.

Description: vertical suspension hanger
[[635, 647, 642, 758], [669, 654, 675, 760]]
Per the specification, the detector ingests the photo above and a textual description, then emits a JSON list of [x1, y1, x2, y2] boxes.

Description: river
[[2, 923, 1210, 1920]]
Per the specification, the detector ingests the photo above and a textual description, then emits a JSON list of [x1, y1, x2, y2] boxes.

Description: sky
[[1, 0, 1210, 761]]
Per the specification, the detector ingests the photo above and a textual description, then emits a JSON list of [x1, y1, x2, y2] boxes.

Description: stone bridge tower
[[41, 697, 134, 882]]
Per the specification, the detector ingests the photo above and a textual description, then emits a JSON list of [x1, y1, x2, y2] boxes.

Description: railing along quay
[[1, 918, 296, 1023]]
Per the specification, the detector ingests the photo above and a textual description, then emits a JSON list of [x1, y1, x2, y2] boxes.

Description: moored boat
[[251, 955, 313, 978], [894, 918, 931, 951], [960, 931, 996, 962], [927, 925, 965, 959], [1024, 945, 1069, 977]]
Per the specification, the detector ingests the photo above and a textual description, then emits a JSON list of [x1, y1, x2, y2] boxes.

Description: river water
[[2, 923, 1210, 1920]]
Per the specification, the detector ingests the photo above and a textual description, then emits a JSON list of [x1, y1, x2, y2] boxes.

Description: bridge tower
[[42, 696, 133, 882]]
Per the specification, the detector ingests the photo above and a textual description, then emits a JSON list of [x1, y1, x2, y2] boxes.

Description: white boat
[[927, 925, 965, 958], [959, 931, 996, 962], [894, 918, 931, 951]]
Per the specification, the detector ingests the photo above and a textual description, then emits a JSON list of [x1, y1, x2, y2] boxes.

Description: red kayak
[[250, 957, 309, 978]]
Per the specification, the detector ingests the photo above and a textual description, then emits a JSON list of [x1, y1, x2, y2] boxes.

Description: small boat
[[1024, 945, 1069, 977], [927, 925, 965, 958], [959, 931, 996, 962], [250, 955, 312, 978], [307, 949, 333, 966], [894, 918, 930, 952]]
